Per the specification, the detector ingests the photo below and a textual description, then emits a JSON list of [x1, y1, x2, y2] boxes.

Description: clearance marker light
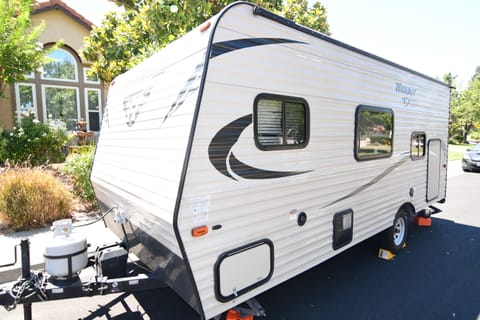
[[199, 21, 211, 32], [191, 225, 208, 237]]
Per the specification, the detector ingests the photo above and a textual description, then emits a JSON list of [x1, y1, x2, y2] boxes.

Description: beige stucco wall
[[32, 10, 90, 62], [0, 88, 14, 130]]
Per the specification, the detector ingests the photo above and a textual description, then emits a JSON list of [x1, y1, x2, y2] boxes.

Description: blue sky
[[66, 0, 478, 90], [317, 0, 480, 90]]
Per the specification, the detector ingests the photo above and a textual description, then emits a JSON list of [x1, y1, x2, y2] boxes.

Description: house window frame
[[41, 84, 81, 130], [14, 82, 37, 120], [83, 67, 100, 84], [41, 48, 79, 83], [84, 88, 102, 131], [254, 93, 310, 151]]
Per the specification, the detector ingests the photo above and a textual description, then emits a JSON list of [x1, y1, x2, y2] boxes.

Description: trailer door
[[426, 139, 441, 201]]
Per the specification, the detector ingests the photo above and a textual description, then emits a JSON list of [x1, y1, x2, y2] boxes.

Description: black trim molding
[[211, 38, 306, 58]]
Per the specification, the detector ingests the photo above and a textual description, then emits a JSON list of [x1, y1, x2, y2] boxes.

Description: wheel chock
[[413, 215, 432, 227], [378, 248, 395, 260]]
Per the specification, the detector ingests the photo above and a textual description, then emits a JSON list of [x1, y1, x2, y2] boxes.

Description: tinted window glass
[[355, 106, 393, 160], [255, 94, 308, 150], [411, 132, 426, 159]]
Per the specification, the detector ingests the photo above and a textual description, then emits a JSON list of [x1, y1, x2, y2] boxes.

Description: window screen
[[355, 105, 393, 160], [255, 94, 309, 150], [411, 132, 426, 160]]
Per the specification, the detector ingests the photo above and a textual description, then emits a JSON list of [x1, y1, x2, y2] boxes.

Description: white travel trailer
[[90, 2, 450, 319]]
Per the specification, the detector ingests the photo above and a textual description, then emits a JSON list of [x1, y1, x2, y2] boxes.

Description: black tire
[[382, 210, 408, 254]]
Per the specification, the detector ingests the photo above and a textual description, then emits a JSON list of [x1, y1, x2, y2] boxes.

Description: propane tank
[[44, 219, 88, 278]]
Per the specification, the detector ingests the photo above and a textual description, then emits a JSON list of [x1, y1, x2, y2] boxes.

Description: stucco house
[[0, 0, 104, 133]]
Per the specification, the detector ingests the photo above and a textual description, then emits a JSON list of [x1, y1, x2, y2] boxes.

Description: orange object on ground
[[413, 216, 432, 227], [225, 309, 254, 320]]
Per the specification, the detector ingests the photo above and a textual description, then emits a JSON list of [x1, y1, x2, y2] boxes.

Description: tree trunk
[[464, 122, 473, 144]]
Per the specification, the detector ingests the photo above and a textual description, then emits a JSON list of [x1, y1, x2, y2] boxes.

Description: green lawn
[[448, 144, 471, 161]]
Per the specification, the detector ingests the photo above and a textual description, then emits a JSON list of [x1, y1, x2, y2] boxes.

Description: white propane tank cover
[[45, 220, 88, 277], [52, 218, 73, 237]]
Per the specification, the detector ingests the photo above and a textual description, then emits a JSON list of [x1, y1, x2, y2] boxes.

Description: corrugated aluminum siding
[[178, 3, 449, 319], [91, 25, 212, 256]]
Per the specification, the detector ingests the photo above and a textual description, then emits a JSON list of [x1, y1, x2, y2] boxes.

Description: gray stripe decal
[[321, 155, 410, 209]]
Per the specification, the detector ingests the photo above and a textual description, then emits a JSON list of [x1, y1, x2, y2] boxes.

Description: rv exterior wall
[[177, 3, 449, 318], [91, 2, 449, 320]]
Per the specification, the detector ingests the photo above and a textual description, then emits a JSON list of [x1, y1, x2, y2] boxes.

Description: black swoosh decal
[[229, 152, 312, 180], [209, 115, 252, 180], [321, 155, 410, 209], [208, 114, 311, 181], [211, 38, 306, 58]]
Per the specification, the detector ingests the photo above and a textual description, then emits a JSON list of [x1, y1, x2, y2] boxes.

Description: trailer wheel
[[383, 210, 408, 254]]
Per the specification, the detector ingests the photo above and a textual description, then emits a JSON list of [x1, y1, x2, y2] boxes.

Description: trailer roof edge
[[252, 5, 449, 88]]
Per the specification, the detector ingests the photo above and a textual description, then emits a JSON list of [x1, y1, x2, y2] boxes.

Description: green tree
[[83, 0, 329, 83], [0, 0, 58, 95], [449, 69, 480, 143]]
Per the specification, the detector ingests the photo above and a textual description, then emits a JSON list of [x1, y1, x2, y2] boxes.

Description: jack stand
[[226, 298, 266, 319], [20, 239, 32, 320]]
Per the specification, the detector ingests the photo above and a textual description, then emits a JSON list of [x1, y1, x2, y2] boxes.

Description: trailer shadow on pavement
[[258, 217, 480, 320], [103, 216, 480, 320]]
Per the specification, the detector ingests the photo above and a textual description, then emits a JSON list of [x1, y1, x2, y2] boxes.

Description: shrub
[[0, 167, 72, 230], [469, 130, 480, 142], [62, 145, 96, 203], [1, 113, 68, 166]]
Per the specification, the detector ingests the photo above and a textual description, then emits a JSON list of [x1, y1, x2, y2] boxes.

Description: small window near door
[[254, 94, 309, 150], [411, 132, 426, 160]]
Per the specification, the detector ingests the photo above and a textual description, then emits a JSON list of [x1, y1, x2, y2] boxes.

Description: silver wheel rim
[[393, 217, 406, 246]]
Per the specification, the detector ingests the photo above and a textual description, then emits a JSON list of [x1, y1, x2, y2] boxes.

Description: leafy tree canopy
[[448, 68, 480, 143], [83, 0, 330, 83], [0, 0, 59, 95]]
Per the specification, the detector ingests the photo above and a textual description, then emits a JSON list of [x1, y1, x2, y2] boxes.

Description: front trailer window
[[254, 94, 309, 150]]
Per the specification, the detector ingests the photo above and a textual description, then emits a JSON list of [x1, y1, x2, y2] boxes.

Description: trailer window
[[411, 132, 426, 160], [355, 105, 393, 161], [254, 94, 309, 150]]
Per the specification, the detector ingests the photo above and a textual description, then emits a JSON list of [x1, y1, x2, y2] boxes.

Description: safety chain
[[3, 272, 47, 311]]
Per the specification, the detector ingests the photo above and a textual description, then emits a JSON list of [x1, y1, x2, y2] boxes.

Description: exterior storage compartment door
[[214, 239, 274, 302], [427, 139, 441, 201]]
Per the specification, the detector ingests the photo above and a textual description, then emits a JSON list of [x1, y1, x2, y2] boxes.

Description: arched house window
[[14, 45, 103, 133]]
